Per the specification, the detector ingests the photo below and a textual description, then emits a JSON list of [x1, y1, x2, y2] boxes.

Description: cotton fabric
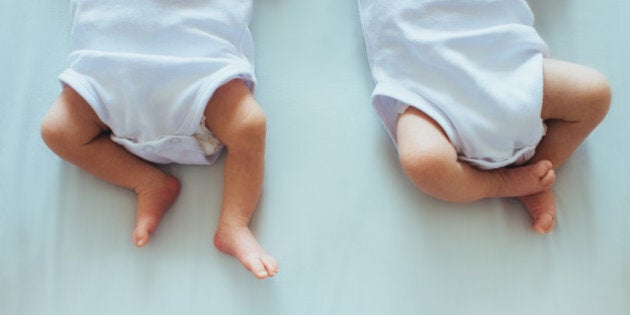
[[358, 0, 549, 169], [59, 0, 256, 164]]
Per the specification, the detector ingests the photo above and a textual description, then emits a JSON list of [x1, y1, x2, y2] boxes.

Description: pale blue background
[[1, 1, 628, 314]]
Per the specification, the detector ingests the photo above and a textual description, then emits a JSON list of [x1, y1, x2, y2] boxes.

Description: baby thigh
[[41, 87, 109, 158], [541, 59, 610, 124], [203, 79, 266, 151], [41, 87, 168, 191], [533, 59, 611, 167], [396, 107, 497, 203]]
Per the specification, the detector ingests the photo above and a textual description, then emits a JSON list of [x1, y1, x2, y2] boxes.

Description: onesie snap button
[[169, 138, 181, 144]]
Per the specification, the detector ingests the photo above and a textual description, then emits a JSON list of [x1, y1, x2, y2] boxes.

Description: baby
[[40, 0, 278, 278], [358, 0, 611, 233]]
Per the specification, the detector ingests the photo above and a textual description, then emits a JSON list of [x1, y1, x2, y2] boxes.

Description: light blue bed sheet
[[1, 1, 628, 314]]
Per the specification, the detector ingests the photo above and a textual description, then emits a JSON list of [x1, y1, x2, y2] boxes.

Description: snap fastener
[[169, 138, 181, 144]]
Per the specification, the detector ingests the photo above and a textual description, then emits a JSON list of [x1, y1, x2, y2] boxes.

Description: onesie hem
[[372, 82, 541, 170], [59, 62, 256, 166], [372, 82, 460, 150], [58, 69, 112, 127], [178, 61, 256, 137]]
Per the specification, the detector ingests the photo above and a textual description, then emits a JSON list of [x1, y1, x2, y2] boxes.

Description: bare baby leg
[[41, 87, 180, 247], [396, 58, 610, 234], [397, 107, 555, 203], [203, 80, 278, 279], [518, 59, 610, 233]]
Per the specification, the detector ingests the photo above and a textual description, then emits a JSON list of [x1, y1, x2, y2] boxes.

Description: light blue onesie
[[59, 0, 256, 165], [358, 0, 549, 169]]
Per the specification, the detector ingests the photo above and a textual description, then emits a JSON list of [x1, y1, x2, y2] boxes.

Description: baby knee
[[399, 149, 451, 185], [582, 68, 612, 120], [224, 104, 266, 150], [40, 112, 67, 150], [591, 72, 612, 117], [236, 105, 266, 139]]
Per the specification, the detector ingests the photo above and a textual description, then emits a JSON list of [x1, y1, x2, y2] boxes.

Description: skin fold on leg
[[396, 107, 555, 203], [396, 58, 610, 234], [518, 59, 610, 233], [40, 87, 181, 247]]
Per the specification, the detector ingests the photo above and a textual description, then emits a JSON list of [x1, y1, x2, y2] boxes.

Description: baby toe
[[260, 255, 279, 277], [533, 213, 555, 234], [132, 229, 150, 247], [540, 170, 556, 188], [246, 257, 269, 279]]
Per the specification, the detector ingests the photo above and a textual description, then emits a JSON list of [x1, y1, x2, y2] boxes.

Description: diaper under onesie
[[358, 0, 549, 170], [59, 0, 256, 165]]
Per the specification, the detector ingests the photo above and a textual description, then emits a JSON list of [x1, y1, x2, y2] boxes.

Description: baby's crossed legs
[[397, 108, 556, 202], [41, 79, 278, 278], [397, 59, 610, 233]]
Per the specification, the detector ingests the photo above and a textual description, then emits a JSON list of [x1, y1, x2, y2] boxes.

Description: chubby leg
[[519, 59, 611, 233], [397, 107, 555, 203], [203, 79, 278, 279], [41, 87, 180, 247]]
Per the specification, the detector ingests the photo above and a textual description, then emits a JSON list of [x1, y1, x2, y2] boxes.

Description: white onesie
[[59, 0, 256, 165], [358, 0, 549, 170]]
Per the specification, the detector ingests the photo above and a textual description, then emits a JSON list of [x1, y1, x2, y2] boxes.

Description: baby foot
[[214, 225, 279, 279], [519, 189, 557, 233], [132, 174, 181, 247], [491, 160, 555, 198]]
